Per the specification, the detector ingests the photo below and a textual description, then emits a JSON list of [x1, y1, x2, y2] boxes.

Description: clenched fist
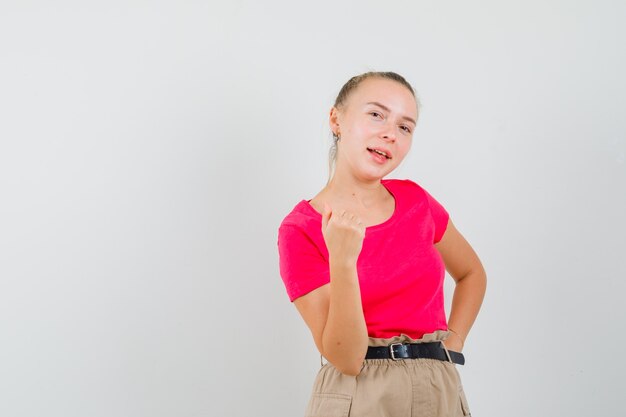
[[321, 202, 366, 266]]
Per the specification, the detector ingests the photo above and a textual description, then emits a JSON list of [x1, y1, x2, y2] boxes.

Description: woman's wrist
[[448, 327, 465, 347], [329, 257, 358, 270]]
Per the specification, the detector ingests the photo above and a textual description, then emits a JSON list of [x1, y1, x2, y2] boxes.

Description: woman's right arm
[[293, 204, 369, 376]]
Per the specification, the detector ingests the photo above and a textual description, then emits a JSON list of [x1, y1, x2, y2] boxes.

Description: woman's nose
[[381, 124, 397, 141]]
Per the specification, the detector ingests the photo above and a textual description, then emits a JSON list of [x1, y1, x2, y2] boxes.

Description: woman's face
[[330, 77, 418, 182]]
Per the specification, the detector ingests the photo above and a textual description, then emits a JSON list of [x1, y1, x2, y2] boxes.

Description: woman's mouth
[[367, 147, 391, 164]]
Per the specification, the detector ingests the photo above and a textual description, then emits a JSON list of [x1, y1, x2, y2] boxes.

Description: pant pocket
[[305, 392, 352, 417], [458, 385, 471, 416]]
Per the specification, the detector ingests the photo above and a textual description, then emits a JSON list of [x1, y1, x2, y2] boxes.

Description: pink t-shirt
[[276, 178, 450, 339]]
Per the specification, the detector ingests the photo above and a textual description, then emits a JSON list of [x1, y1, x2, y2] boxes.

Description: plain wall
[[1, 1, 624, 416]]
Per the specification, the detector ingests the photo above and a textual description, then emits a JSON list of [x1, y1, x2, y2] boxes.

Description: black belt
[[365, 342, 465, 365]]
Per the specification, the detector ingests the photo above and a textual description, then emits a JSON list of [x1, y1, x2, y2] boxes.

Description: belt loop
[[440, 340, 453, 363]]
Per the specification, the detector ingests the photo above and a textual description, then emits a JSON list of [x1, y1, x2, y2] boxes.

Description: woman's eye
[[370, 111, 382, 118], [401, 126, 412, 133]]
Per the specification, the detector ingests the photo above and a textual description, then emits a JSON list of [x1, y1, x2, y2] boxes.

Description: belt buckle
[[389, 343, 406, 360]]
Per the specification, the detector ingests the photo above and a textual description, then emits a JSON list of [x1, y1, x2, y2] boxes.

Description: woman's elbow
[[329, 352, 366, 376], [334, 360, 364, 377], [321, 338, 368, 376]]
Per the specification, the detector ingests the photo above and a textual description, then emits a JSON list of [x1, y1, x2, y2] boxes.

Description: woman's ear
[[329, 106, 341, 136]]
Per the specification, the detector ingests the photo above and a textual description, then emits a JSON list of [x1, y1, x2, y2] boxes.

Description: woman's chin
[[359, 165, 395, 181]]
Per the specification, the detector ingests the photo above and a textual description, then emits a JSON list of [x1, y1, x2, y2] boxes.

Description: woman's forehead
[[350, 78, 417, 115]]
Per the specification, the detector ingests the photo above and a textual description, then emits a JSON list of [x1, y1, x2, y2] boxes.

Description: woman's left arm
[[435, 218, 487, 352]]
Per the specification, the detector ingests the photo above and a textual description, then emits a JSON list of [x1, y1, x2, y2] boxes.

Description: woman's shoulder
[[278, 198, 322, 231], [383, 177, 428, 195], [384, 178, 445, 214], [277, 199, 327, 256]]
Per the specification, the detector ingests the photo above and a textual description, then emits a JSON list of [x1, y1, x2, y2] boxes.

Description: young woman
[[277, 71, 486, 417]]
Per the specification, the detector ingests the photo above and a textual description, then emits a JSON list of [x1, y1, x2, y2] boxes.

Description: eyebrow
[[365, 101, 416, 125]]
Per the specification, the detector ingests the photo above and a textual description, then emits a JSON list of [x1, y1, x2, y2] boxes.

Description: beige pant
[[305, 330, 471, 417]]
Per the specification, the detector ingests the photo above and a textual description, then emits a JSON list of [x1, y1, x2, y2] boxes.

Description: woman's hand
[[321, 203, 366, 266], [443, 331, 464, 353]]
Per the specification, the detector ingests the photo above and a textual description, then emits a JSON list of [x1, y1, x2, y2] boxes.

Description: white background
[[1, 1, 624, 416]]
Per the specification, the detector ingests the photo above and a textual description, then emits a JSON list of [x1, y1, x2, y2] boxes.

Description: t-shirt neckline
[[300, 179, 398, 231]]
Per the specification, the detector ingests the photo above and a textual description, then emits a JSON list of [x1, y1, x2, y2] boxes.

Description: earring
[[333, 132, 341, 142]]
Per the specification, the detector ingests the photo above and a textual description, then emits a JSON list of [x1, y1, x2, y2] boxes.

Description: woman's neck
[[324, 174, 386, 209]]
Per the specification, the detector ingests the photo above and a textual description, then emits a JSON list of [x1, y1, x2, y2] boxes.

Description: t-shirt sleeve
[[423, 189, 450, 244], [277, 224, 330, 302]]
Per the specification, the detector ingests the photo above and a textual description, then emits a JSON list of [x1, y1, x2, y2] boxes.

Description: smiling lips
[[367, 147, 392, 160]]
